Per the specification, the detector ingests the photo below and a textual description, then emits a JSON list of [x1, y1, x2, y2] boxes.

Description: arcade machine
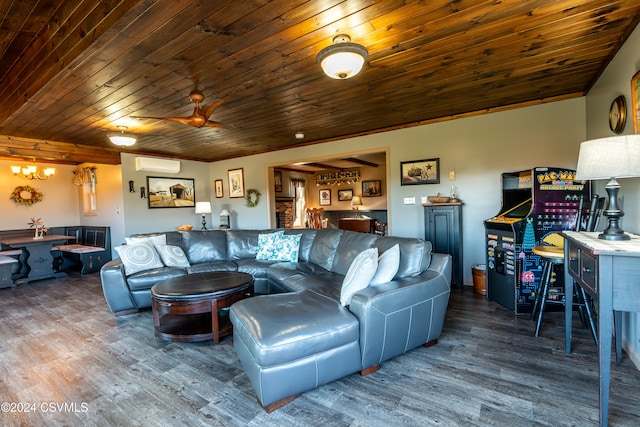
[[484, 167, 591, 314]]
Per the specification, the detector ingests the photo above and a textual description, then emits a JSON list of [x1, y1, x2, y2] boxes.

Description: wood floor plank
[[1, 273, 639, 426]]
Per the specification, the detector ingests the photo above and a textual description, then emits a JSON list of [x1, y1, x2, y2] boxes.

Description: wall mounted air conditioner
[[135, 157, 181, 174]]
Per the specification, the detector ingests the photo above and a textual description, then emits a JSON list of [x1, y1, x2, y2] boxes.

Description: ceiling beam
[[341, 157, 379, 168]]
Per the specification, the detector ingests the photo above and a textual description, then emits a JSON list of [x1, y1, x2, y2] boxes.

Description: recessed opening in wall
[[268, 151, 389, 230]]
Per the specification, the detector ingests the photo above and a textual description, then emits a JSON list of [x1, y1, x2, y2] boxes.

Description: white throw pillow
[[115, 243, 164, 276], [340, 248, 378, 306], [370, 244, 400, 285], [125, 234, 167, 247], [155, 244, 190, 268]]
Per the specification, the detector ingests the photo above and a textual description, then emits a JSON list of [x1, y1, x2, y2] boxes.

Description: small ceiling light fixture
[[295, 132, 305, 139], [108, 125, 137, 147], [317, 34, 368, 79], [11, 161, 56, 180]]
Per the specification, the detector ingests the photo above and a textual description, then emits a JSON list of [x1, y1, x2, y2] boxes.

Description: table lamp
[[575, 135, 640, 240], [195, 201, 212, 230], [351, 196, 363, 218]]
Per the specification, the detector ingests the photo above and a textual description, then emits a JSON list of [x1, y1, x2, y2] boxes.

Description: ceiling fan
[[132, 90, 232, 129]]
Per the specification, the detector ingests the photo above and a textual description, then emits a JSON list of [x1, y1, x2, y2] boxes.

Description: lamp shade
[[195, 201, 212, 214], [575, 135, 640, 180], [350, 196, 363, 207], [108, 125, 136, 147], [317, 35, 368, 79]]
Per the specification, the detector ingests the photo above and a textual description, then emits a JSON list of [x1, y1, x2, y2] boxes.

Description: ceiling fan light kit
[[108, 126, 137, 147], [317, 34, 368, 79]]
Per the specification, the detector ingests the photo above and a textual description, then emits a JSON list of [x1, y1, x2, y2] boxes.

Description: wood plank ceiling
[[0, 0, 639, 166]]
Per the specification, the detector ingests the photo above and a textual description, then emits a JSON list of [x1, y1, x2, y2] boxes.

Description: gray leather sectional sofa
[[99, 228, 451, 410]]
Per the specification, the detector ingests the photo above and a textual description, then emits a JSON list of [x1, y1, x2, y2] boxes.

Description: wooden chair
[[374, 221, 387, 236], [306, 208, 325, 229]]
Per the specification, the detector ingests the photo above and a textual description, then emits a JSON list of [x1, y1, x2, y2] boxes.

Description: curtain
[[73, 166, 96, 186], [292, 179, 306, 227]]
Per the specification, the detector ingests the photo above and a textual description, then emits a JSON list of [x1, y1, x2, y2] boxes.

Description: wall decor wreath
[[10, 185, 44, 207], [245, 188, 261, 208]]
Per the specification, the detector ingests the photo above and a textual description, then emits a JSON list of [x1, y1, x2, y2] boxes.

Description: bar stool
[[530, 243, 597, 342]]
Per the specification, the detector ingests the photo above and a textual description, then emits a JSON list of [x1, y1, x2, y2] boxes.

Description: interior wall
[[585, 23, 640, 368], [306, 163, 388, 212], [120, 153, 212, 236], [0, 159, 81, 229], [208, 97, 586, 286]]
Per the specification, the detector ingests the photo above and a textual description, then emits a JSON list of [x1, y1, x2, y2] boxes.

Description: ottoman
[[230, 289, 362, 411]]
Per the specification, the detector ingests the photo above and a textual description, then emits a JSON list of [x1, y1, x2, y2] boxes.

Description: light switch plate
[[449, 170, 456, 180], [421, 196, 427, 203], [404, 196, 416, 205]]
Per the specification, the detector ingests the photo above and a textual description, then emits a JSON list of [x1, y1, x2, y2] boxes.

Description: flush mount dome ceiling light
[[108, 125, 137, 147], [317, 34, 368, 79]]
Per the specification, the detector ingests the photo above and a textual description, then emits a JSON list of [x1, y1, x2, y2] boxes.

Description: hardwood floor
[[1, 273, 639, 426]]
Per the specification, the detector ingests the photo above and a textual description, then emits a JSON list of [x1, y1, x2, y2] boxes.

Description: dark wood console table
[[561, 231, 640, 427], [338, 217, 375, 233]]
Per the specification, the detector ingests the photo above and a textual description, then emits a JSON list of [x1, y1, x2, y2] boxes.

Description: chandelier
[[11, 163, 56, 180]]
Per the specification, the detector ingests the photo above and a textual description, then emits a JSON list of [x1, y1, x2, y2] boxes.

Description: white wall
[[1, 160, 81, 228], [585, 24, 640, 368], [208, 98, 586, 283], [119, 153, 212, 236]]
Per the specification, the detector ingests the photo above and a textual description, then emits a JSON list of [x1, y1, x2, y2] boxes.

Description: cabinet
[[423, 203, 463, 289], [338, 218, 375, 233]]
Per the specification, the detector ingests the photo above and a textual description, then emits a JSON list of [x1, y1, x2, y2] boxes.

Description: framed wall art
[[274, 170, 283, 192], [215, 179, 223, 198], [631, 69, 640, 133], [228, 168, 245, 198], [319, 189, 331, 206], [401, 158, 440, 185], [338, 189, 353, 201], [362, 180, 382, 197], [146, 176, 195, 208]]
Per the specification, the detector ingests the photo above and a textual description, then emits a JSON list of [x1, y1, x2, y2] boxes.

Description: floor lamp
[[575, 135, 640, 240]]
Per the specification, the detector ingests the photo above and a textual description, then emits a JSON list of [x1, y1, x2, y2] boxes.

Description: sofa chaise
[[99, 228, 451, 410]]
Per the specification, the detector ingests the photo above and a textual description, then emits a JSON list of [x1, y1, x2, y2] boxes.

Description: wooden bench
[[0, 255, 19, 289], [0, 229, 33, 281], [51, 226, 112, 275]]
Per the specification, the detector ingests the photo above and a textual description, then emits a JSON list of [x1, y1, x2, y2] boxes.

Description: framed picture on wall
[[400, 158, 440, 185], [338, 189, 353, 201], [319, 189, 331, 206], [631, 69, 640, 133], [228, 168, 245, 198], [274, 170, 283, 192], [362, 180, 382, 197], [146, 176, 195, 208], [215, 179, 223, 198]]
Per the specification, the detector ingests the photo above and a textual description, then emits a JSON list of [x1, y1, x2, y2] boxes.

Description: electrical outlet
[[449, 170, 456, 180], [421, 196, 427, 204], [404, 196, 416, 205]]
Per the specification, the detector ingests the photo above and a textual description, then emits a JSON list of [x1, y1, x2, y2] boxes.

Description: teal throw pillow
[[271, 233, 302, 262], [256, 231, 285, 260]]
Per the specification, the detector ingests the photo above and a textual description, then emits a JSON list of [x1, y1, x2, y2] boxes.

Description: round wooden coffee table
[[151, 271, 254, 343]]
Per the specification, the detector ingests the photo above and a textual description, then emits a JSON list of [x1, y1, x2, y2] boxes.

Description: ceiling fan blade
[[200, 99, 224, 119], [204, 120, 234, 130], [132, 116, 194, 126]]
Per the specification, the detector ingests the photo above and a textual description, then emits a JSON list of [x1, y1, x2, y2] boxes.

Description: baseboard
[[622, 337, 640, 371]]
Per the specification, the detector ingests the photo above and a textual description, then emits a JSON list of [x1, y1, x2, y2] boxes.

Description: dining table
[[2, 234, 72, 284]]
